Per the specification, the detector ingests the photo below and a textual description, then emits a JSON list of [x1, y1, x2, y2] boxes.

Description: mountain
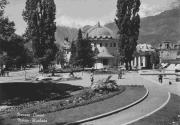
[[55, 26, 78, 46], [105, 7, 180, 46], [55, 7, 180, 47]]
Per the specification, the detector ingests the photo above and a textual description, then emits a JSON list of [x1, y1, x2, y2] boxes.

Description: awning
[[166, 64, 176, 71], [175, 64, 180, 70]]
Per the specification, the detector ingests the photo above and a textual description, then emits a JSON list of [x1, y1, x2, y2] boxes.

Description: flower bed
[[36, 76, 82, 82], [2, 76, 125, 118], [94, 69, 118, 75], [16, 86, 125, 115], [1, 86, 147, 125], [55, 68, 83, 73]]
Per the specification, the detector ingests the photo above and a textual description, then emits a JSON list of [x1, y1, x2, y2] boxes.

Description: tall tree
[[75, 29, 95, 67], [77, 39, 95, 68], [56, 49, 66, 67], [115, 0, 141, 70], [69, 41, 77, 66], [76, 29, 82, 55], [0, 0, 16, 68], [0, 0, 15, 49], [23, 0, 57, 70]]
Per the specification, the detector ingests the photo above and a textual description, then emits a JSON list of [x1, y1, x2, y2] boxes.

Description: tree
[[150, 50, 160, 68], [4, 34, 33, 68], [23, 0, 57, 70], [69, 41, 77, 66], [77, 38, 95, 68], [0, 0, 15, 51], [56, 49, 66, 67], [70, 29, 95, 68], [115, 0, 141, 70], [0, 0, 19, 69], [76, 29, 83, 58]]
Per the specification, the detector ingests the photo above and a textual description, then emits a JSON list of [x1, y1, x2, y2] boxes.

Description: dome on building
[[87, 22, 113, 39]]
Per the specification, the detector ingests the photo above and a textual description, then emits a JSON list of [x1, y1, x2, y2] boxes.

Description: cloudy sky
[[4, 0, 180, 35]]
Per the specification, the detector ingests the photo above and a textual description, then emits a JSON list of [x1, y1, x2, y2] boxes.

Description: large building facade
[[84, 22, 120, 69], [81, 22, 156, 69], [159, 41, 180, 64], [132, 44, 155, 69]]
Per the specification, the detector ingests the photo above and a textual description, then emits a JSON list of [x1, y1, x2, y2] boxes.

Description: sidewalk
[[0, 68, 40, 83]]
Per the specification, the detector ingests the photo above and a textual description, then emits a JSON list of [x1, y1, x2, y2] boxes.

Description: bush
[[91, 76, 119, 92]]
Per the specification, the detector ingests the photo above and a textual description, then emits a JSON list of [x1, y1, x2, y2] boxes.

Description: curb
[[67, 87, 149, 125], [122, 92, 171, 125]]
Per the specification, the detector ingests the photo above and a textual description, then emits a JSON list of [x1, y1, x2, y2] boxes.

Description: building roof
[[136, 44, 155, 52], [86, 22, 113, 39]]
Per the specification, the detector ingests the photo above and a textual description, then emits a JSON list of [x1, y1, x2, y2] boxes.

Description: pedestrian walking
[[90, 68, 94, 86], [118, 68, 123, 79], [90, 72, 94, 86], [0, 67, 1, 77], [1, 66, 4, 77], [158, 74, 163, 83]]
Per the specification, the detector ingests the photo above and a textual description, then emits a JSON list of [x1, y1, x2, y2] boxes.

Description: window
[[110, 43, 112, 47], [105, 43, 108, 47], [166, 43, 170, 49], [114, 43, 116, 47], [100, 43, 102, 47], [103, 59, 108, 65]]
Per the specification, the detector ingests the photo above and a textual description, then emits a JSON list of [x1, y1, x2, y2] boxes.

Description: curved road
[[80, 72, 169, 125]]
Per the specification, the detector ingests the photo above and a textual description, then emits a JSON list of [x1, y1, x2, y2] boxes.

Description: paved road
[[141, 74, 180, 96], [81, 72, 170, 125]]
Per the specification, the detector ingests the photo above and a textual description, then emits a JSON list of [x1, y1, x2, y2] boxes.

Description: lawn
[[0, 86, 146, 125], [48, 86, 146, 125], [131, 94, 180, 125], [0, 82, 83, 106]]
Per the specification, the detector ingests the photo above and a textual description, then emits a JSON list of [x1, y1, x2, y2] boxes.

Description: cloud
[[55, 0, 180, 28], [140, 0, 180, 17], [170, 0, 180, 8], [56, 13, 115, 28], [56, 15, 96, 28], [139, 4, 163, 17]]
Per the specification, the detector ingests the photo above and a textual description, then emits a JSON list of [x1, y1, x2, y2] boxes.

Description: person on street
[[90, 72, 94, 86], [118, 68, 123, 79], [90, 67, 94, 86], [158, 74, 163, 83]]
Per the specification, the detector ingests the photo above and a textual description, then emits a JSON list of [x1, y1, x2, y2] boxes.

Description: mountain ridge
[[55, 7, 180, 47]]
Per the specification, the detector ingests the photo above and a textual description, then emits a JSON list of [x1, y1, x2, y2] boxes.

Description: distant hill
[[105, 7, 180, 46], [55, 26, 78, 47], [55, 7, 180, 47]]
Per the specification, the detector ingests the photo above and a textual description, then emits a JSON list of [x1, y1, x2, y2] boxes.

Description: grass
[[51, 86, 146, 125], [10, 87, 125, 115], [0, 82, 83, 106], [0, 86, 146, 125], [131, 94, 180, 125]]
